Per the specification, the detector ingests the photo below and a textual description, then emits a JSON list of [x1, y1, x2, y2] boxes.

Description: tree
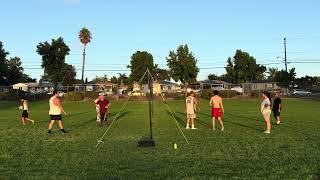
[[225, 57, 235, 83], [62, 63, 77, 85], [0, 41, 9, 85], [6, 57, 36, 84], [128, 51, 157, 83], [118, 73, 130, 85], [274, 68, 296, 88], [225, 50, 266, 84], [267, 67, 278, 81], [295, 75, 317, 90], [6, 57, 24, 85], [208, 74, 228, 82], [92, 75, 108, 84], [37, 37, 70, 86], [154, 68, 170, 81], [110, 76, 118, 84], [167, 44, 199, 86], [79, 27, 92, 82]]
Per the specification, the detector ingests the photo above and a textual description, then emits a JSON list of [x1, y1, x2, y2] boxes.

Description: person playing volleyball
[[209, 90, 224, 131]]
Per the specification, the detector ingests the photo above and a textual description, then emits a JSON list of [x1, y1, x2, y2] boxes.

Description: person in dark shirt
[[272, 92, 282, 125], [96, 94, 111, 126]]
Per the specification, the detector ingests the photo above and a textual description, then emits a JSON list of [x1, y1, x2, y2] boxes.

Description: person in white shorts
[[261, 91, 272, 134], [94, 93, 103, 124], [185, 91, 198, 130]]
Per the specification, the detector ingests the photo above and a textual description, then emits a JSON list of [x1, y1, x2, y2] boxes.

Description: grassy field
[[0, 98, 319, 179]]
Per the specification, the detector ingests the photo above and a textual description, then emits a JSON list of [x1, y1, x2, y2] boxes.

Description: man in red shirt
[[96, 94, 111, 126]]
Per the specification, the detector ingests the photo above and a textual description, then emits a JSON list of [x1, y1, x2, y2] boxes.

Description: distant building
[[12, 81, 54, 93], [200, 80, 232, 91], [73, 82, 117, 95], [244, 80, 285, 95], [158, 81, 181, 93]]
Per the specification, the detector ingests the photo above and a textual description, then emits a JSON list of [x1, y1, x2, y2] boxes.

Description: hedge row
[[200, 89, 238, 99]]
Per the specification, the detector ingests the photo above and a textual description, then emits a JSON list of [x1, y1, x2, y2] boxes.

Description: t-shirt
[[261, 98, 271, 112], [273, 97, 281, 110], [186, 96, 196, 114], [96, 99, 110, 113]]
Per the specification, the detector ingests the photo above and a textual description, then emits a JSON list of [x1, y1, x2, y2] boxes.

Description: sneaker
[[61, 129, 67, 134], [47, 130, 52, 134], [212, 127, 216, 130], [191, 127, 197, 130], [264, 130, 271, 134], [30, 120, 34, 124], [186, 126, 190, 129], [276, 121, 281, 125], [221, 127, 224, 131]]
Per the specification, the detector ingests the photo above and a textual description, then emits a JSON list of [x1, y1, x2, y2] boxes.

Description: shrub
[[201, 89, 238, 99]]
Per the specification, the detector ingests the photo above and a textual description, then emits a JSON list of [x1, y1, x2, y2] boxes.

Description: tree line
[[1, 27, 318, 90]]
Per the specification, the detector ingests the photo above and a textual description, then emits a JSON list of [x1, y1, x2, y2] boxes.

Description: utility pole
[[284, 38, 288, 72]]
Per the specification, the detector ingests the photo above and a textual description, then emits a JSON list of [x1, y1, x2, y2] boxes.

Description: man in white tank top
[[185, 91, 198, 129], [47, 90, 67, 134]]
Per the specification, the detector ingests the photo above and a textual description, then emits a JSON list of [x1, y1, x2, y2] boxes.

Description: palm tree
[[267, 67, 278, 81], [79, 27, 92, 83]]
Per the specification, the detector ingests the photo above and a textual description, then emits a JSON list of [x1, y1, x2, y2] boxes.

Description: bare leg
[[58, 120, 64, 129], [186, 118, 190, 128], [48, 120, 55, 130], [25, 118, 34, 124], [211, 117, 216, 130], [191, 118, 195, 129], [21, 117, 26, 125], [218, 117, 224, 131], [264, 115, 271, 132]]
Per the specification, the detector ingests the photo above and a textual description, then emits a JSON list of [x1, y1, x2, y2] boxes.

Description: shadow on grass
[[165, 110, 185, 127], [196, 112, 262, 132], [176, 111, 212, 128], [68, 111, 91, 117], [68, 111, 130, 130]]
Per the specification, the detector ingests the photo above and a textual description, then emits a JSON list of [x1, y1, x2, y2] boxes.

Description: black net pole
[[148, 69, 153, 140]]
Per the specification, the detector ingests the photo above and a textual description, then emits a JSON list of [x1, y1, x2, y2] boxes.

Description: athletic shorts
[[187, 113, 196, 119], [262, 109, 271, 117], [50, 115, 62, 121], [212, 108, 223, 118], [273, 110, 281, 117], [22, 110, 28, 118]]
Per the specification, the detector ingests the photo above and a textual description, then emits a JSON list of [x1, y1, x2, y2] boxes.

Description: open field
[[0, 98, 319, 179]]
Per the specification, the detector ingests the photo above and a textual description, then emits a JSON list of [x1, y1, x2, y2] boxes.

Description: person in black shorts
[[273, 92, 282, 125], [20, 97, 34, 125]]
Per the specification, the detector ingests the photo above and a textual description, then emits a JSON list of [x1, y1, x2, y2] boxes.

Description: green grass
[[0, 98, 319, 179]]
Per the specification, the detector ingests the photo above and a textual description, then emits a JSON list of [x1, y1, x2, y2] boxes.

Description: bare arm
[[220, 99, 224, 113], [209, 98, 213, 107]]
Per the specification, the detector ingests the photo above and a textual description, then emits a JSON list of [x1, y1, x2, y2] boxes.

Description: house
[[244, 80, 285, 95], [12, 82, 55, 93], [159, 81, 181, 93], [200, 80, 232, 91], [141, 80, 162, 95], [74, 82, 117, 95]]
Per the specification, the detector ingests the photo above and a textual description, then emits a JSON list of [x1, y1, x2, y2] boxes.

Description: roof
[[201, 80, 231, 85], [40, 82, 54, 87], [159, 81, 179, 86], [12, 83, 28, 87], [247, 80, 276, 84]]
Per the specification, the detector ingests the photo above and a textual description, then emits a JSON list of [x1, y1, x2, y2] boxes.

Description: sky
[[1, 0, 320, 81]]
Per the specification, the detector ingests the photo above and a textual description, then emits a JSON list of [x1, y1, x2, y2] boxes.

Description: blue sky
[[1, 0, 319, 81]]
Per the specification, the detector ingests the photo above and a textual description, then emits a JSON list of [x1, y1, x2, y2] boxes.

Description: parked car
[[292, 89, 312, 96]]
